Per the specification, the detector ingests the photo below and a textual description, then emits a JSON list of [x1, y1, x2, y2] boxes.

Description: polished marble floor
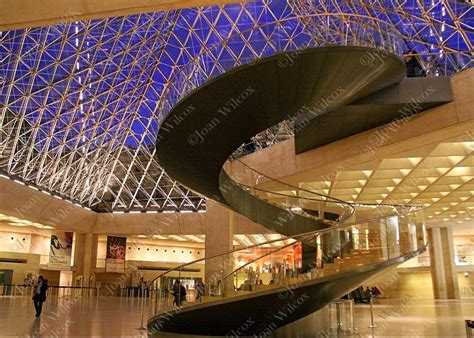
[[0, 296, 473, 337]]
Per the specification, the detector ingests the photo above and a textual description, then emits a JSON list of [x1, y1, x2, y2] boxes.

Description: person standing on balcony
[[404, 50, 426, 77], [32, 275, 48, 317]]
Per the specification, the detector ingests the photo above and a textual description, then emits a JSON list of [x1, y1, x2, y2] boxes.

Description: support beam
[[427, 226, 460, 299], [204, 201, 234, 295], [73, 233, 99, 288]]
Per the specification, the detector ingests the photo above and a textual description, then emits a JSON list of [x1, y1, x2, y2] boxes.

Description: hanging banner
[[105, 236, 127, 273], [49, 231, 73, 270]]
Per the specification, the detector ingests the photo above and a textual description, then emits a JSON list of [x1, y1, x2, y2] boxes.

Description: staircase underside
[[156, 46, 406, 236]]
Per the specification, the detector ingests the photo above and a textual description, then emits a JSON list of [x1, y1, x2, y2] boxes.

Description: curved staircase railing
[[226, 159, 420, 224], [227, 159, 356, 224], [147, 202, 426, 318]]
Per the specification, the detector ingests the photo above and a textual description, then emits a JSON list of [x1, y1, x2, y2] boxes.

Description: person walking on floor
[[32, 275, 48, 317], [195, 280, 204, 302], [179, 283, 187, 306], [172, 280, 186, 307], [172, 280, 180, 306]]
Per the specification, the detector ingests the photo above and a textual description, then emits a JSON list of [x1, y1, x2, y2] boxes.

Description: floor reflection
[[28, 317, 42, 338], [0, 297, 473, 337]]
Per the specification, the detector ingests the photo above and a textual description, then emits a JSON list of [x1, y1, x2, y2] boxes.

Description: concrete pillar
[[415, 211, 426, 248], [301, 242, 317, 273], [320, 212, 354, 264], [73, 232, 98, 287], [205, 201, 234, 295], [367, 219, 385, 259], [321, 232, 334, 263], [428, 226, 460, 299], [428, 227, 447, 299], [398, 213, 414, 254], [386, 216, 400, 258], [440, 227, 460, 299]]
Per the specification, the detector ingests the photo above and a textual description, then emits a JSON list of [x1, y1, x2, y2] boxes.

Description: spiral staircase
[[145, 16, 453, 336]]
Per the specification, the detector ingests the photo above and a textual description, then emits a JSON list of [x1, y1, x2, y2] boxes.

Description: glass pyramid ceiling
[[0, 0, 472, 212]]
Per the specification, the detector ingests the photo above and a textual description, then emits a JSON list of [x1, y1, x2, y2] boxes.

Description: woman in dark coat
[[32, 275, 48, 317], [172, 280, 181, 306]]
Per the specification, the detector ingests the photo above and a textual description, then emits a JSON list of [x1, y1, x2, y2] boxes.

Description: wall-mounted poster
[[49, 232, 73, 270], [106, 236, 127, 273]]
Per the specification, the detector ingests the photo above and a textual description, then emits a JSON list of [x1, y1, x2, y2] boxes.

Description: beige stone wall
[[0, 176, 268, 236], [0, 252, 41, 285], [0, 177, 97, 232], [365, 267, 474, 299], [459, 270, 474, 298]]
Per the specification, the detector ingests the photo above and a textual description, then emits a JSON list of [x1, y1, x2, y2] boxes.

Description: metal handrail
[[148, 206, 422, 286], [229, 165, 354, 222], [235, 159, 350, 205], [232, 159, 421, 224], [243, 183, 420, 210]]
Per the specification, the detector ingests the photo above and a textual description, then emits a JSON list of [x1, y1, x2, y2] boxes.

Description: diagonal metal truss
[[292, 0, 473, 75], [0, 0, 472, 212]]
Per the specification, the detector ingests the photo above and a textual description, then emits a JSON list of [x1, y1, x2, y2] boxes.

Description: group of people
[[172, 280, 205, 307], [238, 279, 275, 291], [238, 280, 253, 291], [172, 280, 187, 306]]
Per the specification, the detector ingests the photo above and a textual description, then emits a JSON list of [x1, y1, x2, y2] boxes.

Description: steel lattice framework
[[0, 0, 472, 212]]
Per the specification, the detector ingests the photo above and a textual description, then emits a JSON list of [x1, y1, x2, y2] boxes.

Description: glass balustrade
[[148, 204, 426, 316], [224, 158, 356, 224]]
